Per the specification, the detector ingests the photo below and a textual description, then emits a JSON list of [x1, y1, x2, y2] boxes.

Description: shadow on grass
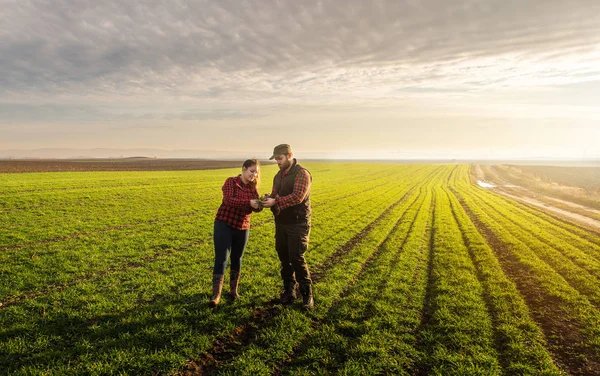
[[0, 289, 272, 374]]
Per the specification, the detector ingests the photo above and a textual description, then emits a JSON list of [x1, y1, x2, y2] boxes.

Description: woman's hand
[[250, 199, 260, 209]]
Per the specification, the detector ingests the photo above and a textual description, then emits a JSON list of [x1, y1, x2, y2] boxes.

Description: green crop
[[1, 163, 597, 375]]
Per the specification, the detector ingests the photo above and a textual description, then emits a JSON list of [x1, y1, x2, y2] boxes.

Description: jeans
[[275, 221, 312, 286], [213, 220, 249, 275]]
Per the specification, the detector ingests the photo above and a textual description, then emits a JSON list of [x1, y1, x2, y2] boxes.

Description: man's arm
[[275, 169, 311, 210]]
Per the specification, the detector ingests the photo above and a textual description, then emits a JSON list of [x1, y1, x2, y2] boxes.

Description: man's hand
[[261, 197, 277, 208]]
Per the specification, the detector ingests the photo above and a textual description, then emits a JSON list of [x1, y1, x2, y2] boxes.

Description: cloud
[[0, 103, 263, 123], [2, 0, 600, 105]]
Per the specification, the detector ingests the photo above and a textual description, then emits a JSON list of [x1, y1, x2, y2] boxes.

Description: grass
[[1, 162, 599, 375], [454, 173, 600, 374]]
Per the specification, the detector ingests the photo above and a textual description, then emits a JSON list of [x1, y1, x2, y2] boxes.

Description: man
[[261, 144, 314, 310]]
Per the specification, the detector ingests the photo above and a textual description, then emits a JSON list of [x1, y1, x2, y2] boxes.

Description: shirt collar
[[236, 174, 249, 187]]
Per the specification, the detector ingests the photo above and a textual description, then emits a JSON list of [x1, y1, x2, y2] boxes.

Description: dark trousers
[[213, 220, 249, 275], [275, 221, 312, 286]]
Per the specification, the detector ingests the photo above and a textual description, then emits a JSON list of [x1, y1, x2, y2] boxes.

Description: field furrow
[[184, 168, 442, 375], [455, 186, 600, 375], [464, 181, 600, 263], [446, 186, 561, 374], [279, 184, 434, 375], [415, 185, 500, 375], [2, 162, 599, 375], [461, 188, 600, 308], [208, 188, 425, 374]]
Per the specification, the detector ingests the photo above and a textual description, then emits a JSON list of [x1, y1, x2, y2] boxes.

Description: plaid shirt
[[215, 175, 260, 230], [271, 160, 311, 211]]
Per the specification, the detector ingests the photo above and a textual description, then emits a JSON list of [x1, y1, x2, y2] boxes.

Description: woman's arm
[[251, 189, 263, 212]]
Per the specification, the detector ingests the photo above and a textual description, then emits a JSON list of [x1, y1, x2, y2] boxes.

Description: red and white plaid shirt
[[215, 175, 261, 230]]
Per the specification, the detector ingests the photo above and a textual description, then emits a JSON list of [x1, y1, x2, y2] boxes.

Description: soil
[[476, 165, 600, 232], [0, 158, 249, 173], [454, 192, 600, 376]]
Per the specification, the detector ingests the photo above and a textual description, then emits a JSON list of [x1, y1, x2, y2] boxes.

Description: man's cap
[[269, 144, 292, 160]]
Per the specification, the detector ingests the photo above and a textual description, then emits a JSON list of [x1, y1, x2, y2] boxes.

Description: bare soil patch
[[486, 165, 600, 210], [504, 191, 600, 230], [476, 165, 600, 232], [0, 159, 247, 173]]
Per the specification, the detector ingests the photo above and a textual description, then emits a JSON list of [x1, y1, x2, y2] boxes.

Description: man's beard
[[280, 159, 292, 170]]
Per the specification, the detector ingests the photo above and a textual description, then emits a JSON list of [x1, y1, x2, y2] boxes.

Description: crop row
[[5, 163, 597, 374], [207, 163, 560, 375], [454, 166, 600, 374], [458, 170, 600, 299], [278, 179, 435, 375], [444, 169, 559, 374], [206, 165, 450, 374], [0, 165, 440, 374], [0, 165, 432, 303], [415, 182, 500, 374], [0, 164, 410, 247]]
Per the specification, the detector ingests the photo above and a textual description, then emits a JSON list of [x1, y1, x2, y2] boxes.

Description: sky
[[1, 0, 600, 159]]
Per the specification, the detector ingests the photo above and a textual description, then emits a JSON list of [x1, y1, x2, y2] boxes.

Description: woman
[[210, 159, 262, 307]]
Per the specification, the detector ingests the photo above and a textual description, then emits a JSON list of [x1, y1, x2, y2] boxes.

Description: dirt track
[[475, 165, 600, 232]]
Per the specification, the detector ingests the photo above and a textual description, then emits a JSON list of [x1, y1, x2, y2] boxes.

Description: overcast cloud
[[1, 0, 599, 158]]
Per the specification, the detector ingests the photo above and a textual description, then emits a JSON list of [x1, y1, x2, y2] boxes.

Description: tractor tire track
[[504, 197, 600, 244], [412, 187, 437, 376], [465, 189, 600, 308], [309, 186, 415, 282], [445, 186, 511, 372], [179, 186, 420, 375], [455, 191, 600, 376], [181, 167, 444, 375], [475, 166, 600, 244], [272, 187, 429, 374]]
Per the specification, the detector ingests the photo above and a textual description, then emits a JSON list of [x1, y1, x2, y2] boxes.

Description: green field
[[1, 163, 600, 375]]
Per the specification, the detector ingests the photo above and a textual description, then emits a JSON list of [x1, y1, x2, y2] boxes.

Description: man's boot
[[280, 280, 297, 304], [229, 269, 241, 300], [300, 283, 314, 310], [208, 274, 224, 308]]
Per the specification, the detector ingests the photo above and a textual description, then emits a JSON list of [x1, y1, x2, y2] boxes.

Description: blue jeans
[[213, 220, 249, 275]]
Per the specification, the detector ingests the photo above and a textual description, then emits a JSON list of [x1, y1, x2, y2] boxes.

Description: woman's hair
[[242, 158, 260, 189]]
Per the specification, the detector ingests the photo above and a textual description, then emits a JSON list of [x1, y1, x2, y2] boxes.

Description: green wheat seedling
[[0, 163, 597, 375]]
